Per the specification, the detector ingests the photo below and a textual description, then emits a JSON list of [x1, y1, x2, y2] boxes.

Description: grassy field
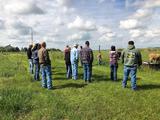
[[0, 49, 160, 120]]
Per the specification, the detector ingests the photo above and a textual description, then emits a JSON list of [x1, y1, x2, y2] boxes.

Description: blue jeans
[[83, 63, 92, 82], [71, 63, 78, 80], [110, 64, 118, 81], [34, 62, 40, 81], [122, 66, 137, 90], [29, 59, 34, 74], [40, 65, 53, 89], [66, 63, 72, 79]]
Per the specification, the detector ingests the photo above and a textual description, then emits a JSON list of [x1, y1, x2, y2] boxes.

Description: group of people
[[27, 40, 142, 91], [109, 41, 142, 90], [27, 42, 53, 90], [64, 40, 142, 90], [64, 41, 93, 83]]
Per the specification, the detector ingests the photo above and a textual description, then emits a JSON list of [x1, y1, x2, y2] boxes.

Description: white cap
[[74, 44, 79, 47]]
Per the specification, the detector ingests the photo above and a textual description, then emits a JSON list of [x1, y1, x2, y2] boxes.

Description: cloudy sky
[[0, 0, 160, 49]]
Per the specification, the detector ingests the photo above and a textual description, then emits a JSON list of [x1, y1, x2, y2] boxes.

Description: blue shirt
[[70, 47, 79, 64]]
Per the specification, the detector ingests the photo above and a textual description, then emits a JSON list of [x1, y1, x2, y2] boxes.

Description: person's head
[[29, 44, 32, 49], [38, 43, 41, 49], [66, 45, 69, 48], [74, 44, 78, 48], [80, 46, 83, 49], [41, 42, 46, 48], [111, 45, 116, 51], [128, 41, 134, 45], [85, 41, 90, 47]]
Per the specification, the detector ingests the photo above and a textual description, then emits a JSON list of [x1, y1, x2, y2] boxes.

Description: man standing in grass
[[70, 44, 79, 80], [121, 41, 142, 90], [38, 42, 53, 90], [27, 44, 34, 74], [109, 45, 119, 81], [64, 45, 72, 79], [80, 41, 94, 83]]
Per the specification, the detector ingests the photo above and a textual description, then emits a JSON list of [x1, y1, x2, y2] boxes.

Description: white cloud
[[145, 28, 160, 38], [68, 16, 97, 31], [99, 35, 112, 42], [5, 18, 30, 35], [56, 0, 71, 7], [143, 0, 160, 9], [125, 0, 144, 8], [4, 0, 44, 15], [129, 29, 144, 38], [133, 9, 152, 19], [99, 31, 115, 42], [68, 32, 91, 41], [120, 19, 139, 29], [56, 0, 74, 13], [54, 17, 64, 25], [97, 26, 111, 35], [0, 19, 5, 29]]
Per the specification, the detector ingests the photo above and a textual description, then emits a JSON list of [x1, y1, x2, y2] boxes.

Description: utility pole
[[99, 45, 100, 52], [30, 27, 33, 44]]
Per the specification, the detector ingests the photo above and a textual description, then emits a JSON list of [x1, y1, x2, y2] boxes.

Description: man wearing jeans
[[27, 44, 34, 74], [38, 42, 53, 89], [70, 44, 79, 80], [121, 41, 142, 90], [80, 41, 94, 83]]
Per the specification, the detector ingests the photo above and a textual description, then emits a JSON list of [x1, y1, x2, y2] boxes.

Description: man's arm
[[121, 50, 125, 64], [137, 50, 142, 66], [75, 49, 79, 62], [90, 50, 94, 64]]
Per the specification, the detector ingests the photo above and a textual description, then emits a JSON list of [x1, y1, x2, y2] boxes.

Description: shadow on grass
[[54, 83, 87, 89], [54, 77, 66, 80], [54, 72, 66, 76], [138, 84, 160, 90], [92, 74, 110, 82]]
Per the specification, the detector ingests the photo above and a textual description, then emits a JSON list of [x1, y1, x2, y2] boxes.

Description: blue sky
[[0, 0, 160, 49]]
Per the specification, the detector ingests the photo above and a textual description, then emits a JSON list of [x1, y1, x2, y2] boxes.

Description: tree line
[[0, 44, 61, 52]]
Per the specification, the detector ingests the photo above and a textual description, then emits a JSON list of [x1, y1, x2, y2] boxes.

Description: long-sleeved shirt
[[64, 48, 71, 64], [38, 47, 51, 66], [70, 47, 79, 64], [109, 51, 119, 65], [121, 45, 142, 67], [80, 46, 93, 64], [27, 48, 32, 59]]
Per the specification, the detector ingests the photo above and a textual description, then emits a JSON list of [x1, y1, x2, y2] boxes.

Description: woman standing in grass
[[64, 45, 72, 79], [27, 44, 34, 74], [32, 43, 40, 81], [109, 46, 119, 81]]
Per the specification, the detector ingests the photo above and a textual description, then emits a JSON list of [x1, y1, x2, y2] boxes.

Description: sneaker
[[48, 87, 53, 90], [132, 88, 137, 91]]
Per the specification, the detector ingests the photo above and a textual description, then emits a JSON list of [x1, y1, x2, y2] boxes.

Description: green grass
[[0, 50, 160, 120]]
